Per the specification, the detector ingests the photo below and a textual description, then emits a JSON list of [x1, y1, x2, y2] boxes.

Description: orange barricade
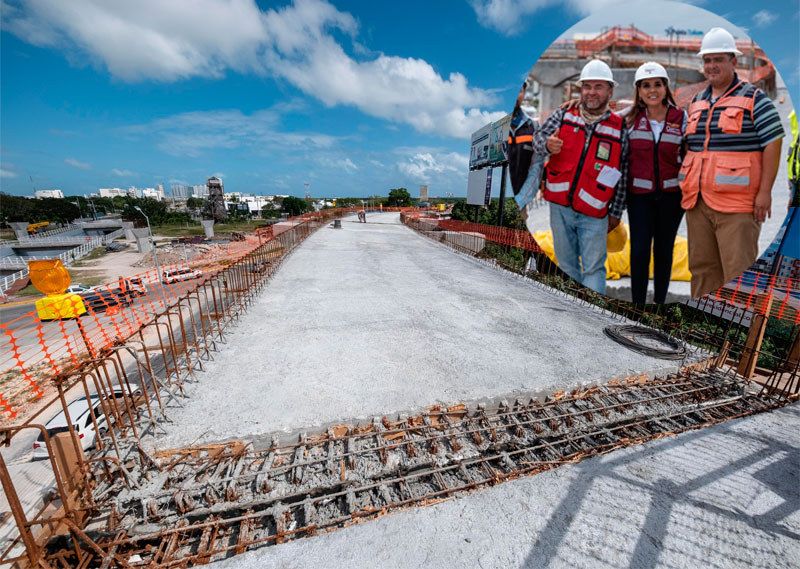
[[1, 208, 411, 423]]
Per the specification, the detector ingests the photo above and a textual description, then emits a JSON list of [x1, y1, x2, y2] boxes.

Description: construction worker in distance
[[533, 59, 627, 295], [679, 27, 784, 298]]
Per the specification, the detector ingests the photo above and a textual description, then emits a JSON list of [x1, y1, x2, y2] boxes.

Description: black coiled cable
[[603, 325, 687, 360]]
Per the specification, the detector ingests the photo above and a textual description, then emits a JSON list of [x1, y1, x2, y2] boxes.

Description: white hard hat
[[579, 60, 617, 87], [698, 27, 742, 57], [634, 62, 669, 86]]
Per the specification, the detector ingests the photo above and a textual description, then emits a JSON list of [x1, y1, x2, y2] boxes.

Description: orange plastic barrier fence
[[1, 208, 416, 423], [404, 212, 800, 325], [708, 270, 800, 324], [407, 213, 544, 253]]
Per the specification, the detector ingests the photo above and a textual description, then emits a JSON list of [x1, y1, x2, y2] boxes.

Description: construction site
[[530, 26, 778, 113], [0, 205, 798, 568]]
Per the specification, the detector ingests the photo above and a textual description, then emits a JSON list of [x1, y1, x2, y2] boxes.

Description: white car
[[32, 384, 141, 459], [65, 285, 94, 294], [161, 267, 202, 284]]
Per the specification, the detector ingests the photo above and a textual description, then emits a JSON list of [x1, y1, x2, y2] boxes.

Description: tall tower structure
[[206, 177, 227, 221]]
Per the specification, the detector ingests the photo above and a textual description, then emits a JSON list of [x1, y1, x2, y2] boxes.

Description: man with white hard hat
[[679, 27, 784, 298], [533, 59, 627, 294]]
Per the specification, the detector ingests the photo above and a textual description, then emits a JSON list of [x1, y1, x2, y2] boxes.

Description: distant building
[[141, 187, 164, 200], [99, 187, 128, 198], [419, 185, 428, 202], [192, 184, 208, 198], [34, 189, 64, 199], [171, 185, 191, 200]]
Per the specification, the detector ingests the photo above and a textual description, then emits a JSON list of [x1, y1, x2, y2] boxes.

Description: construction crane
[[27, 221, 50, 235]]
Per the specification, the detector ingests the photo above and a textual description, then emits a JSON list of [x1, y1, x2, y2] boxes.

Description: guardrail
[[24, 223, 83, 240], [0, 229, 126, 294]]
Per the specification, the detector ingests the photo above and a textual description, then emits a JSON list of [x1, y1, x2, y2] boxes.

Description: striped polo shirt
[[686, 73, 784, 153]]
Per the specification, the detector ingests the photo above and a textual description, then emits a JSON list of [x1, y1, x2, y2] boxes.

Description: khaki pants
[[686, 197, 760, 298]]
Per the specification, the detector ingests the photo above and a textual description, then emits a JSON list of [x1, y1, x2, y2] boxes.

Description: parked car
[[124, 277, 146, 296], [162, 267, 202, 284], [80, 289, 131, 314], [65, 284, 94, 294], [112, 277, 147, 303], [32, 384, 141, 459]]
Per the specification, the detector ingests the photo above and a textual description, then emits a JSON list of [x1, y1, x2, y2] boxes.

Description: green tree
[[282, 196, 312, 216], [186, 197, 205, 210], [261, 204, 281, 219], [0, 193, 35, 222], [386, 188, 412, 207], [450, 198, 523, 230], [34, 198, 81, 224]]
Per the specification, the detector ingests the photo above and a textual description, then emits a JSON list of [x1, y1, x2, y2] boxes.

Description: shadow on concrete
[[522, 405, 800, 569]]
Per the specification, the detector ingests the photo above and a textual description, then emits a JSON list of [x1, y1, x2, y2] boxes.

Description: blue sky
[[1, 0, 798, 199]]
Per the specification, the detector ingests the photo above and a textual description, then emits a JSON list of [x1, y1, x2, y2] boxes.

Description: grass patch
[[13, 269, 106, 298], [14, 284, 45, 297], [67, 271, 106, 287], [152, 220, 268, 238], [71, 247, 108, 266]]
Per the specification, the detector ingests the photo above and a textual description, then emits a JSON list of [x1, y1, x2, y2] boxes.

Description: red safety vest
[[628, 105, 684, 194], [679, 81, 761, 213], [544, 109, 623, 218]]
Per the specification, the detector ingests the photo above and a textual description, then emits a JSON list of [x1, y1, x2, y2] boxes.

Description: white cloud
[[64, 157, 91, 170], [5, 0, 501, 138], [397, 151, 468, 182], [340, 158, 358, 171], [753, 10, 777, 28], [3, 0, 267, 81], [111, 168, 135, 176], [0, 168, 18, 178]]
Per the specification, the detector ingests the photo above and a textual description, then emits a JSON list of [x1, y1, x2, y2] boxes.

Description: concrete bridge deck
[[147, 212, 703, 452], [143, 211, 799, 569]]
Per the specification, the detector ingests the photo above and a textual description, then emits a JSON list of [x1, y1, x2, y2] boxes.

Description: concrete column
[[122, 221, 135, 241], [9, 222, 30, 241], [201, 220, 215, 238], [132, 228, 152, 253]]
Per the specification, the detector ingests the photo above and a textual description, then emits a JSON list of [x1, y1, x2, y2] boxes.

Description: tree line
[[1, 189, 522, 229]]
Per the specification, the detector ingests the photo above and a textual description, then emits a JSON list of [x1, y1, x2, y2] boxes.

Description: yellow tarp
[[532, 225, 691, 281]]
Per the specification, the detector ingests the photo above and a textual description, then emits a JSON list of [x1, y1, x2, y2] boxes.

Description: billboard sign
[[489, 113, 512, 164], [467, 169, 492, 206], [469, 124, 491, 169]]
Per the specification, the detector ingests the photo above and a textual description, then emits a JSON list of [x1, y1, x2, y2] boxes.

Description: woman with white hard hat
[[623, 61, 687, 304]]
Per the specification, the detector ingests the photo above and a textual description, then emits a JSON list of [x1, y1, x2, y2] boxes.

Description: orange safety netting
[[405, 212, 800, 324], [573, 26, 765, 60], [405, 213, 543, 253], [709, 270, 800, 324], [0, 208, 410, 423]]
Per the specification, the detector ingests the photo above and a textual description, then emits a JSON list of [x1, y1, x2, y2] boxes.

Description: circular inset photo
[[509, 0, 795, 304]]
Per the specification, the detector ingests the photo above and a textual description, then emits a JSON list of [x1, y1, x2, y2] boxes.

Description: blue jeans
[[549, 203, 608, 294], [514, 155, 546, 211]]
